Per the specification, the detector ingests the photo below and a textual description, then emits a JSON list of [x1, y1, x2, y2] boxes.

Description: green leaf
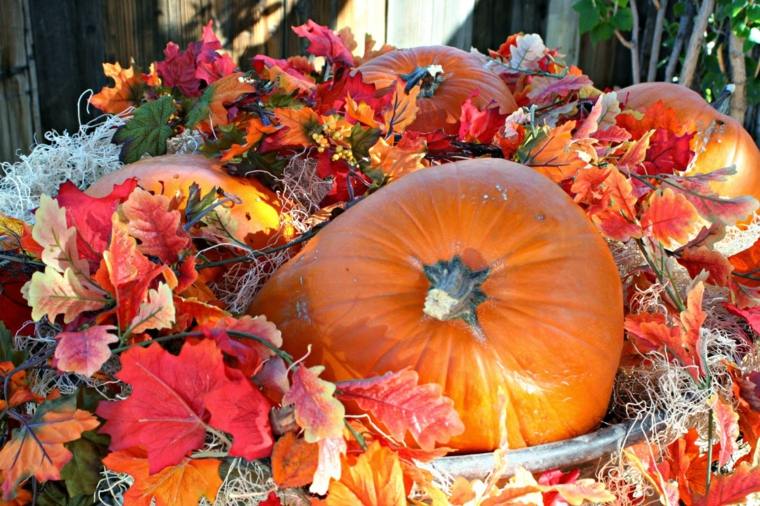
[[349, 124, 381, 162], [0, 321, 25, 365], [574, 0, 602, 34], [590, 21, 616, 42], [185, 86, 214, 128], [61, 431, 110, 498], [113, 95, 175, 164], [673, 0, 686, 16], [612, 8, 633, 31]]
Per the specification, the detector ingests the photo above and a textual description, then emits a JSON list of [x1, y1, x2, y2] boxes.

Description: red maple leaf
[[640, 128, 694, 175], [457, 98, 506, 144], [97, 340, 272, 473], [292, 20, 354, 67], [56, 179, 137, 264], [616, 99, 682, 139], [336, 368, 464, 450], [693, 462, 760, 506], [157, 42, 202, 97], [725, 304, 760, 334], [537, 468, 581, 506], [315, 70, 391, 115]]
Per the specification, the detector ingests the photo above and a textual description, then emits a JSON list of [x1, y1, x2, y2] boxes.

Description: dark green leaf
[[574, 0, 602, 34], [612, 8, 633, 31], [185, 86, 214, 128], [349, 124, 381, 162], [0, 321, 26, 365], [590, 21, 616, 42], [113, 96, 174, 164], [61, 431, 110, 498]]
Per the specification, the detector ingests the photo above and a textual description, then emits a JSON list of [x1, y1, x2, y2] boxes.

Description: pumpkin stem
[[423, 256, 488, 326], [400, 65, 445, 98]]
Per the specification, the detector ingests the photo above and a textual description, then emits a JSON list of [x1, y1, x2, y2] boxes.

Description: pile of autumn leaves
[[3, 16, 760, 506]]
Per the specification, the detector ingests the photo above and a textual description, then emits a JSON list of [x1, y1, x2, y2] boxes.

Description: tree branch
[[647, 0, 669, 81], [728, 31, 747, 124], [665, 1, 695, 82], [679, 0, 715, 87], [630, 0, 641, 84]]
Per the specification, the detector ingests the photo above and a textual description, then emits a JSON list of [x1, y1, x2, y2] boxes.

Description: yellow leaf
[[0, 214, 25, 251], [345, 94, 378, 128], [24, 267, 108, 324], [384, 82, 419, 135], [128, 282, 175, 334], [326, 442, 406, 506], [32, 195, 88, 275]]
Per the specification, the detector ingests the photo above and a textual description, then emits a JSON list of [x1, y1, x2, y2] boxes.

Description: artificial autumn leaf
[[199, 314, 282, 376], [0, 362, 38, 411], [97, 340, 242, 473], [32, 194, 89, 276], [127, 282, 175, 334], [345, 94, 378, 127], [526, 73, 593, 105], [59, 430, 110, 499], [523, 122, 586, 182], [268, 64, 316, 95], [187, 72, 255, 128], [369, 135, 426, 180], [255, 356, 290, 402], [616, 99, 682, 139], [23, 267, 108, 324], [271, 107, 320, 147], [641, 188, 702, 249], [283, 365, 345, 443], [336, 368, 464, 450], [311, 436, 347, 495], [103, 447, 222, 506], [102, 215, 164, 331], [271, 431, 319, 488], [121, 187, 189, 263], [725, 304, 760, 334], [730, 239, 760, 283], [710, 394, 740, 467], [56, 179, 137, 264], [383, 81, 419, 135], [204, 369, 274, 460], [677, 247, 734, 287], [54, 324, 118, 376], [574, 92, 620, 139], [504, 33, 547, 70], [538, 468, 582, 506], [156, 42, 201, 97], [220, 118, 279, 162], [326, 442, 406, 506], [642, 129, 695, 175], [114, 95, 174, 163], [617, 130, 653, 174], [90, 62, 143, 114], [676, 183, 759, 225], [292, 20, 354, 67], [457, 98, 506, 144], [692, 462, 760, 506], [0, 396, 99, 499]]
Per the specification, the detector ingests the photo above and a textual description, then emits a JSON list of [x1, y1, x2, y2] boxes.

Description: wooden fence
[[0, 0, 645, 162]]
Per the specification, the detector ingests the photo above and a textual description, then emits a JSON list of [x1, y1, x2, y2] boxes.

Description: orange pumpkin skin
[[86, 154, 291, 249], [618, 82, 760, 201], [357, 46, 518, 133], [249, 159, 623, 452]]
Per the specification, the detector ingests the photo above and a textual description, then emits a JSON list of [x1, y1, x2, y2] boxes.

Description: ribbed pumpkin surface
[[249, 159, 623, 452]]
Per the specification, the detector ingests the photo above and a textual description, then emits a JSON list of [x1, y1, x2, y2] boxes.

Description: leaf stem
[[705, 408, 714, 496], [0, 252, 44, 268], [345, 420, 367, 450], [635, 238, 686, 312]]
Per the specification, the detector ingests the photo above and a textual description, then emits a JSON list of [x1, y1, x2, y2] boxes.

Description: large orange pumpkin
[[357, 46, 517, 133], [249, 158, 623, 452], [618, 82, 760, 201], [86, 154, 291, 249]]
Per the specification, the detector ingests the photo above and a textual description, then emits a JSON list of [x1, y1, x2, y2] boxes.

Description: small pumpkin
[[249, 158, 623, 452], [86, 154, 291, 249], [357, 46, 517, 133], [618, 82, 760, 201]]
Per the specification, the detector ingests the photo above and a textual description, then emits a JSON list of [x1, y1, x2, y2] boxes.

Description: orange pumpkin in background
[[86, 154, 291, 249], [618, 82, 760, 202], [249, 158, 623, 452], [357, 46, 518, 133]]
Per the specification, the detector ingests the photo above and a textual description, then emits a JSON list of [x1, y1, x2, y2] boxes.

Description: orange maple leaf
[[0, 397, 99, 499], [273, 107, 321, 147], [345, 94, 378, 128], [103, 447, 222, 506], [326, 442, 406, 506], [0, 363, 40, 411], [524, 122, 587, 182], [641, 188, 702, 249], [383, 81, 419, 135], [271, 431, 319, 488], [90, 63, 143, 114], [369, 136, 426, 180], [121, 187, 189, 264], [205, 72, 255, 127], [220, 118, 279, 162]]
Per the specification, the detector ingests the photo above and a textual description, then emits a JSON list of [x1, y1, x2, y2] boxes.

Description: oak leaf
[[336, 368, 464, 450], [127, 282, 175, 334], [326, 442, 406, 506], [311, 436, 346, 495], [641, 188, 702, 249], [121, 187, 189, 264], [283, 365, 345, 443], [0, 396, 99, 499], [23, 267, 108, 324], [54, 324, 118, 377], [523, 122, 586, 182], [103, 447, 222, 506], [710, 394, 739, 467], [32, 194, 89, 276], [271, 432, 319, 488]]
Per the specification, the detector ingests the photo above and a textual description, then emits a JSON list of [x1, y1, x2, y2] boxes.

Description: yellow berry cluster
[[310, 115, 359, 167]]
